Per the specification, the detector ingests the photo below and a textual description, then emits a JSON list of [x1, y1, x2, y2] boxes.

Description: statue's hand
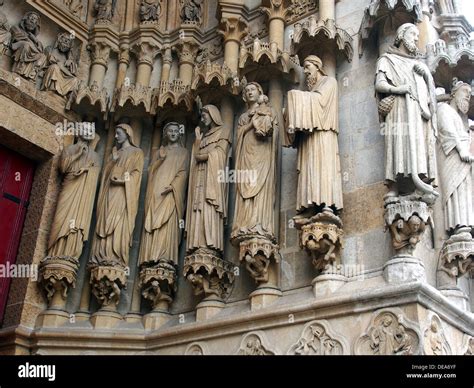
[[393, 84, 412, 95], [459, 151, 474, 163], [195, 126, 203, 141]]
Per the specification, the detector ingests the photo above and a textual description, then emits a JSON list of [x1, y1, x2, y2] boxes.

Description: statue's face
[[115, 126, 128, 145], [165, 124, 180, 143], [58, 34, 73, 53], [24, 13, 39, 32], [244, 84, 260, 104], [303, 61, 318, 80], [409, 217, 421, 232], [402, 27, 419, 55], [454, 85, 471, 114], [201, 110, 212, 128]]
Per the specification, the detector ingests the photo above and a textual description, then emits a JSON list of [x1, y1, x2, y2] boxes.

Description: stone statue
[[437, 80, 473, 234], [139, 122, 189, 311], [89, 123, 143, 308], [39, 129, 100, 307], [11, 11, 47, 81], [140, 0, 160, 23], [180, 0, 203, 25], [42, 32, 79, 97], [285, 55, 344, 278], [436, 79, 473, 296], [375, 23, 438, 202], [185, 105, 230, 255], [184, 105, 235, 303], [140, 122, 189, 266], [93, 0, 117, 23], [0, 4, 11, 55], [232, 82, 278, 240], [285, 55, 343, 217], [91, 123, 144, 268]]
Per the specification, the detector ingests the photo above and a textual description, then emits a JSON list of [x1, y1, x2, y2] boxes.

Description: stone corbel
[[89, 264, 127, 309], [139, 261, 177, 312]]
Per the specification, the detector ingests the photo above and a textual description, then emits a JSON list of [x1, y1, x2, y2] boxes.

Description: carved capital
[[260, 0, 293, 22], [132, 42, 160, 67], [38, 256, 79, 306], [437, 230, 474, 289], [139, 261, 177, 311], [384, 199, 431, 255], [89, 41, 111, 67], [89, 265, 127, 308], [175, 40, 199, 66], [184, 248, 235, 300], [161, 46, 173, 65], [218, 17, 249, 44]]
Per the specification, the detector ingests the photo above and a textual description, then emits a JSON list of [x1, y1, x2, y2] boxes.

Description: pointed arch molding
[[287, 320, 349, 355], [27, 0, 90, 42]]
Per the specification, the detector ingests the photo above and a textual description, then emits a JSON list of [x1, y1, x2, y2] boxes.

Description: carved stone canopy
[[38, 256, 79, 306], [89, 264, 127, 308], [140, 261, 177, 311]]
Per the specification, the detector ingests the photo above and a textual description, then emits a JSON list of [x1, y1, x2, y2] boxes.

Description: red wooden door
[[0, 145, 35, 324]]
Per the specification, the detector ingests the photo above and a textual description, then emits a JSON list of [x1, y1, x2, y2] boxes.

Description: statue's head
[[21, 11, 41, 35], [303, 55, 326, 89], [242, 82, 264, 105], [394, 23, 420, 56], [201, 104, 223, 129], [451, 79, 471, 115], [115, 123, 136, 147], [56, 32, 74, 53], [163, 121, 184, 144], [408, 215, 422, 233]]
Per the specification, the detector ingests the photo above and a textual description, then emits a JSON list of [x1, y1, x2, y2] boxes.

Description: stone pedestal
[[35, 309, 70, 328], [196, 298, 225, 322], [383, 255, 426, 283], [143, 311, 171, 330], [312, 273, 347, 298], [249, 287, 282, 310], [90, 308, 123, 329]]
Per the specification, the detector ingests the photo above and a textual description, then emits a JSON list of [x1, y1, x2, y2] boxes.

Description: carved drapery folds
[[184, 105, 234, 305], [288, 320, 348, 355], [140, 0, 161, 24], [355, 309, 421, 355], [423, 314, 452, 355], [285, 55, 344, 282], [39, 132, 101, 309], [139, 122, 189, 312], [180, 0, 203, 26], [0, 5, 11, 55], [89, 124, 144, 310], [93, 0, 116, 24], [11, 11, 47, 81]]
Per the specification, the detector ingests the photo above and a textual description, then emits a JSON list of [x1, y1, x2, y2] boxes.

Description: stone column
[[89, 42, 111, 87], [261, 0, 291, 53], [160, 46, 173, 83], [176, 41, 199, 86], [418, 0, 439, 50], [319, 0, 336, 21], [115, 46, 130, 89], [134, 42, 160, 87], [219, 17, 248, 74]]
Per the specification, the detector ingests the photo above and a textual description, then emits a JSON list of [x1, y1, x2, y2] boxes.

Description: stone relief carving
[[184, 342, 208, 355], [93, 0, 117, 24], [63, 0, 86, 18], [355, 309, 421, 355], [139, 122, 189, 312], [231, 82, 280, 286], [236, 331, 277, 355], [39, 130, 101, 308], [184, 105, 234, 301], [180, 0, 203, 25], [11, 11, 47, 81], [0, 2, 11, 55], [288, 320, 348, 355], [284, 55, 344, 274], [423, 314, 452, 355], [89, 124, 144, 308], [460, 335, 474, 355], [140, 0, 161, 23], [42, 32, 79, 97]]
